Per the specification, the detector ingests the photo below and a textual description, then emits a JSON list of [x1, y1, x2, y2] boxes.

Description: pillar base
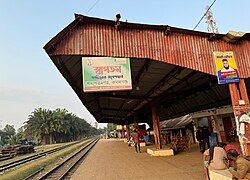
[[140, 142, 146, 147], [147, 147, 174, 156], [127, 142, 146, 146]]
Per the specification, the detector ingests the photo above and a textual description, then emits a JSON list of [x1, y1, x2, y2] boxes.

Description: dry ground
[[71, 139, 205, 180]]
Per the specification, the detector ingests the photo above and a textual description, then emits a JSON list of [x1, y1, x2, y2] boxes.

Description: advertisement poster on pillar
[[82, 57, 132, 92], [213, 51, 239, 84]]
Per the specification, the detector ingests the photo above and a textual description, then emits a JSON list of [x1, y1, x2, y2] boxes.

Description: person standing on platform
[[201, 126, 211, 153], [132, 129, 141, 153], [196, 127, 202, 152], [144, 132, 150, 144]]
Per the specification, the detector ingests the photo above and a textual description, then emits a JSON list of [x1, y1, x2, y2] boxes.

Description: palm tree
[[8, 135, 18, 145], [52, 108, 71, 143], [24, 108, 53, 144], [2, 125, 16, 145], [3, 124, 15, 136], [24, 108, 101, 144]]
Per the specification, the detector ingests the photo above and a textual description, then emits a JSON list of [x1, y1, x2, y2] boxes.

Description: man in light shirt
[[221, 59, 235, 72], [227, 149, 250, 180]]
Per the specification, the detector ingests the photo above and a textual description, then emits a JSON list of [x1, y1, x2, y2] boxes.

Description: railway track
[[0, 140, 86, 172], [35, 138, 99, 180], [0, 155, 14, 162]]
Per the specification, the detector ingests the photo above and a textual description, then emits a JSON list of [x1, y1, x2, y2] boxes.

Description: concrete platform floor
[[71, 139, 205, 180]]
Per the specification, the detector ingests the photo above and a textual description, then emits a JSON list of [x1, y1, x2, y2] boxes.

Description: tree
[[15, 127, 25, 144], [24, 108, 53, 144], [8, 135, 18, 145], [3, 124, 15, 136], [0, 130, 6, 146], [1, 124, 16, 145], [24, 108, 101, 145], [107, 123, 115, 133]]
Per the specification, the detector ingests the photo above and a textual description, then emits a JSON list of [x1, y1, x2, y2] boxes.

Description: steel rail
[[23, 167, 44, 180], [0, 155, 14, 162], [38, 138, 99, 180], [0, 140, 86, 172]]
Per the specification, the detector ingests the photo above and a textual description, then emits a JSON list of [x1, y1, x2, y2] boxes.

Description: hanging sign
[[213, 51, 239, 84], [82, 57, 132, 92]]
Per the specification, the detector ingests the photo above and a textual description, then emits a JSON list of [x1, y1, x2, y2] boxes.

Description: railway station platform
[[71, 139, 205, 180]]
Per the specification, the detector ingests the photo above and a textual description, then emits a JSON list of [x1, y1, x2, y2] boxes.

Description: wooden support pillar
[[126, 123, 130, 139], [133, 115, 139, 130], [239, 79, 250, 104], [170, 131, 173, 143], [151, 101, 162, 150], [229, 79, 250, 156], [121, 126, 125, 138], [238, 79, 250, 156], [179, 129, 182, 137], [229, 83, 240, 106]]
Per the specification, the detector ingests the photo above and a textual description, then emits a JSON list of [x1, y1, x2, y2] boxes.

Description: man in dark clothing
[[131, 129, 141, 153], [196, 127, 202, 151], [201, 126, 211, 153]]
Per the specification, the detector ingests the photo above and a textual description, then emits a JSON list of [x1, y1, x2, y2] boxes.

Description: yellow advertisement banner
[[213, 51, 239, 84]]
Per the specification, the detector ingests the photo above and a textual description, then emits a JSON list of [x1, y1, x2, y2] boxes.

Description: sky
[[0, 0, 250, 130]]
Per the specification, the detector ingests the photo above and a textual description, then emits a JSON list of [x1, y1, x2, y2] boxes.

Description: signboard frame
[[82, 57, 132, 92], [213, 51, 239, 84]]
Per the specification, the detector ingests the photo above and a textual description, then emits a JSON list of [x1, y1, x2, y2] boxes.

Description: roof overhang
[[44, 14, 250, 124]]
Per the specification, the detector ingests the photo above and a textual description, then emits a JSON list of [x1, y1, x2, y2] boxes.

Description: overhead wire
[[193, 0, 217, 30], [86, 0, 101, 14]]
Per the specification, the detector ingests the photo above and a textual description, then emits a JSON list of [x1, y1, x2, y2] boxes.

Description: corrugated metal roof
[[160, 115, 193, 130], [45, 14, 250, 78], [43, 14, 250, 123]]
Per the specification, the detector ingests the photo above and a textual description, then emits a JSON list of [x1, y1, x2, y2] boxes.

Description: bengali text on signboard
[[82, 57, 132, 92]]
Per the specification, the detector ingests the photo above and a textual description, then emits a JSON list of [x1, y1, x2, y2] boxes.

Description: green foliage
[[15, 127, 25, 143], [0, 124, 17, 145], [107, 123, 115, 133], [0, 125, 27, 146], [24, 108, 101, 144], [3, 124, 15, 136]]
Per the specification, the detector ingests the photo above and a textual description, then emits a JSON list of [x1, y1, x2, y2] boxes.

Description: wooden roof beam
[[161, 97, 230, 120], [133, 59, 151, 87], [97, 93, 143, 100], [102, 108, 131, 112], [121, 66, 184, 120], [160, 82, 220, 108]]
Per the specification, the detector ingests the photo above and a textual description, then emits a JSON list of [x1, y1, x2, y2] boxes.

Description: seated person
[[203, 145, 228, 180], [221, 142, 241, 167], [221, 142, 241, 155], [227, 149, 250, 180]]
